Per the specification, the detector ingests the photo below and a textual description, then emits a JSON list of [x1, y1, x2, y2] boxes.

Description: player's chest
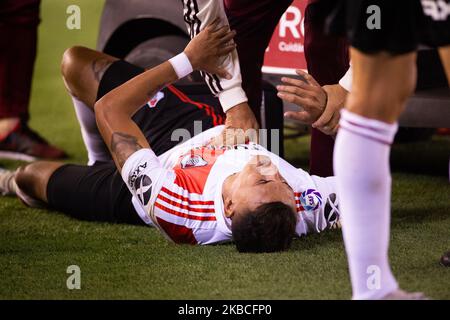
[[172, 147, 225, 194]]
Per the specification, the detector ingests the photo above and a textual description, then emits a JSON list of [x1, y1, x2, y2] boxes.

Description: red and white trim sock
[[334, 109, 399, 300]]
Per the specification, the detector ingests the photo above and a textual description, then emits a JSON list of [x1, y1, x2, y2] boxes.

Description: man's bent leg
[[61, 46, 120, 164], [334, 49, 417, 300], [16, 161, 144, 225], [61, 46, 118, 108]]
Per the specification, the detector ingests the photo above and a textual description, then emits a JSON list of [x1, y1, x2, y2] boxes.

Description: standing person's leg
[[325, 0, 446, 299], [309, 130, 335, 175], [438, 46, 450, 85], [0, 0, 66, 160], [0, 0, 39, 124], [334, 50, 418, 299], [224, 0, 293, 123], [436, 45, 450, 268], [303, 0, 350, 176]]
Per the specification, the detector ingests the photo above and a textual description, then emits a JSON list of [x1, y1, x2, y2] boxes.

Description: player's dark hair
[[232, 202, 297, 253]]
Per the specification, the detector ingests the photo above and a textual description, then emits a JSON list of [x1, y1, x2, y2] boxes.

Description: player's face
[[229, 155, 296, 217]]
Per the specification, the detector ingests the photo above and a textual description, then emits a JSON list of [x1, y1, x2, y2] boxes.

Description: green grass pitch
[[0, 0, 449, 299]]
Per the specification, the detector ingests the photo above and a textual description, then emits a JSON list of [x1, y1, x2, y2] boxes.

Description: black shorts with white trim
[[323, 0, 450, 54]]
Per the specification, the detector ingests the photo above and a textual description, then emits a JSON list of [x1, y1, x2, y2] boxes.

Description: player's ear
[[224, 198, 235, 218]]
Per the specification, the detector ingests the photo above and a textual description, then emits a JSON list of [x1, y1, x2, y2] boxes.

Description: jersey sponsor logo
[[300, 189, 322, 211], [324, 193, 341, 230], [180, 154, 208, 169], [134, 174, 152, 206], [128, 161, 148, 186], [147, 91, 165, 108], [421, 0, 450, 21]]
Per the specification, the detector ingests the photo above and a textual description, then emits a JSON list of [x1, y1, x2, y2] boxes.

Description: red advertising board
[[262, 0, 307, 75]]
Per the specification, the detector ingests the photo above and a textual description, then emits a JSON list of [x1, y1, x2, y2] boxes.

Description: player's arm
[[95, 21, 236, 170], [182, 0, 259, 134]]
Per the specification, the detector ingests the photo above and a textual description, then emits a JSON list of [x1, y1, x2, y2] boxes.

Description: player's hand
[[277, 69, 327, 126], [312, 84, 348, 136], [210, 102, 259, 147], [184, 19, 236, 80]]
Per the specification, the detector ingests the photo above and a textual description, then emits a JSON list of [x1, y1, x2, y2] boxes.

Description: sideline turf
[[1, 0, 449, 299]]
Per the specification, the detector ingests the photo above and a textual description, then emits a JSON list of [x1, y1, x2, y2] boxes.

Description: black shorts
[[324, 0, 450, 54], [47, 60, 224, 225]]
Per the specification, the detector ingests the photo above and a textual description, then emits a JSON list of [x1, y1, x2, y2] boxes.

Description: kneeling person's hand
[[184, 19, 236, 80], [277, 69, 327, 126], [210, 102, 259, 147], [277, 69, 348, 136]]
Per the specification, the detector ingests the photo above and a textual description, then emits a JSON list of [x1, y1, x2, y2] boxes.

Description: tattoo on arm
[[91, 58, 114, 83], [110, 132, 143, 168]]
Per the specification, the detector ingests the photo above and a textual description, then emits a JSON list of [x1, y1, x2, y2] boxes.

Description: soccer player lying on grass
[[0, 22, 340, 252]]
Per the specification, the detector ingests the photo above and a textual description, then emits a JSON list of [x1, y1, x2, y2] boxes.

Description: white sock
[[334, 109, 399, 300], [71, 96, 110, 165]]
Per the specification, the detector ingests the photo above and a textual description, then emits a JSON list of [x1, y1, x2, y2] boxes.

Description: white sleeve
[[338, 64, 352, 92], [182, 0, 248, 112], [121, 148, 171, 215]]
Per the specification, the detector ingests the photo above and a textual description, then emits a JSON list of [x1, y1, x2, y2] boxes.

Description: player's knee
[[61, 46, 81, 77], [61, 46, 88, 91], [347, 82, 415, 122]]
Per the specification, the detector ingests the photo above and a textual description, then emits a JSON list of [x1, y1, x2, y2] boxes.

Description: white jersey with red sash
[[122, 126, 340, 245]]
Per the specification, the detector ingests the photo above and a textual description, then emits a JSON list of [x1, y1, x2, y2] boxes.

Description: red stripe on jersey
[[155, 202, 217, 221], [161, 187, 215, 205], [168, 85, 223, 126], [173, 167, 212, 194], [170, 85, 217, 124], [157, 194, 215, 213], [156, 217, 198, 245]]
